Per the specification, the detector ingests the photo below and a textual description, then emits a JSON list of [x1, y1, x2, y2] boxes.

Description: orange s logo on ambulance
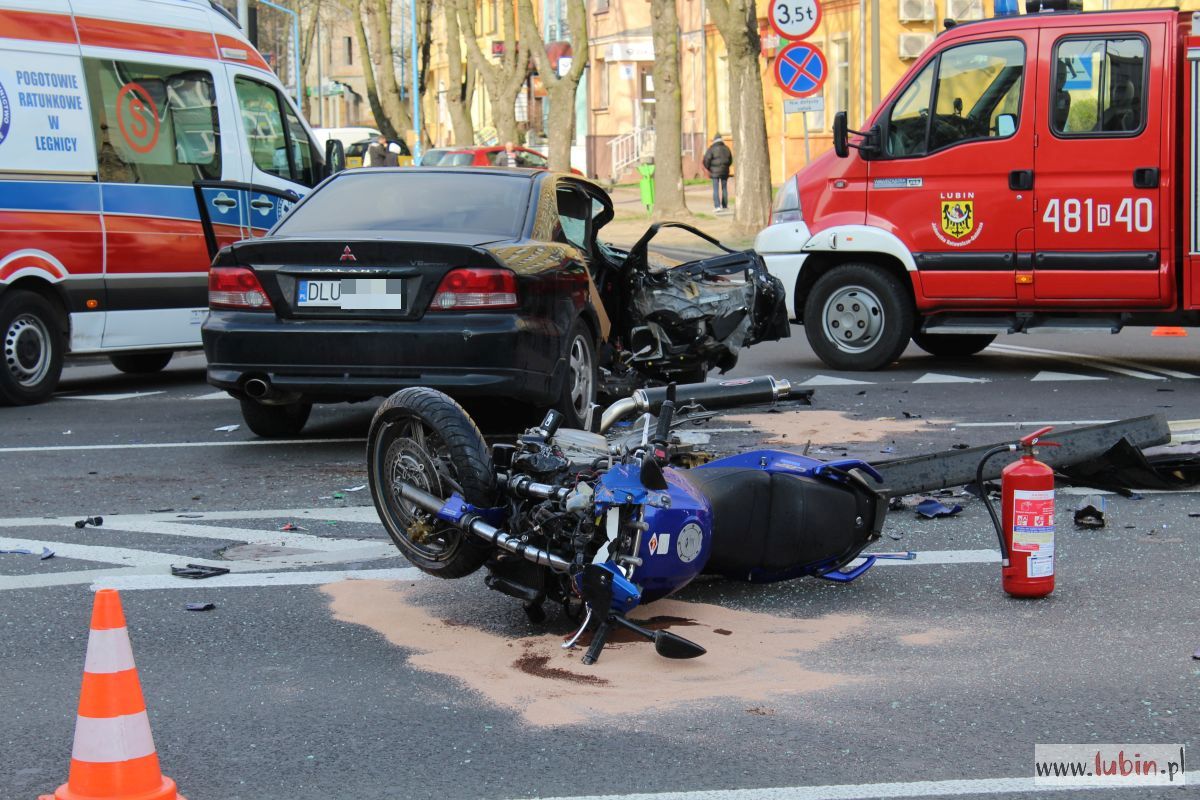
[[940, 200, 974, 240]]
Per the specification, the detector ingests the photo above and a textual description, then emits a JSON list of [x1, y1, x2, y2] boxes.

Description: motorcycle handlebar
[[598, 375, 795, 434]]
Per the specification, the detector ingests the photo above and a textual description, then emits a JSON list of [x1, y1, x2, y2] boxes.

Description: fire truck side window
[[885, 39, 1025, 158], [1051, 37, 1146, 136]]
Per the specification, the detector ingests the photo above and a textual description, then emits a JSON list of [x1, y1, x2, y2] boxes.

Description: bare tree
[[366, 0, 413, 133], [519, 0, 587, 171], [441, 0, 476, 145], [457, 0, 527, 144], [706, 0, 772, 233], [353, 1, 401, 138], [648, 0, 688, 217]]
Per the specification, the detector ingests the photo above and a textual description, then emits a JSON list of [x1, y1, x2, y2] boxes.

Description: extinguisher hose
[[976, 445, 1014, 566]]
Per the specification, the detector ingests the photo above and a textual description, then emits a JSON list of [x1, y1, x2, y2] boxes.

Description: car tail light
[[430, 268, 518, 311], [209, 267, 273, 310]]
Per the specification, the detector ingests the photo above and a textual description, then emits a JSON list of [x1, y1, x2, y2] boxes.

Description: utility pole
[[237, 0, 249, 30], [411, 0, 421, 160]]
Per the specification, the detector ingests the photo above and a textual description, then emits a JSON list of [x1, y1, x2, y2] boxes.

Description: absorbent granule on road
[[721, 409, 946, 446], [321, 580, 866, 726]]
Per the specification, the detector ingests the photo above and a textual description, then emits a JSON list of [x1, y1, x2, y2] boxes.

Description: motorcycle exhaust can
[[599, 375, 800, 433]]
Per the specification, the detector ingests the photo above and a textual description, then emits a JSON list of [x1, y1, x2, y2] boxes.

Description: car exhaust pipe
[[244, 377, 271, 400], [398, 481, 572, 572], [598, 375, 796, 433]]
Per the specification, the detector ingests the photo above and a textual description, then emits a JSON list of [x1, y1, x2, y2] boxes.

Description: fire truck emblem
[[940, 200, 974, 240]]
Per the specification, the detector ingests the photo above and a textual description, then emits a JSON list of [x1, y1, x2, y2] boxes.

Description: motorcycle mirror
[[640, 451, 668, 491], [653, 630, 707, 660]]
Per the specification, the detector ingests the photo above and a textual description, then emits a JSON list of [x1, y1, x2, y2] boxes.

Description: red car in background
[[421, 145, 584, 175]]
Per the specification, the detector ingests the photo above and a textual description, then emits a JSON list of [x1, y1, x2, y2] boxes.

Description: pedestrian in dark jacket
[[702, 134, 733, 212]]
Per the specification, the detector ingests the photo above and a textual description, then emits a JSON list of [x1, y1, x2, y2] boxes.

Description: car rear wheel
[[109, 352, 173, 374], [803, 264, 914, 371], [911, 331, 996, 358], [239, 398, 312, 437], [555, 321, 597, 428], [0, 290, 64, 406], [367, 387, 495, 578]]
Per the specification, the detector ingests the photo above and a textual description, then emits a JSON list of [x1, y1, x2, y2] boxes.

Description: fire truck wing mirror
[[832, 112, 880, 160], [324, 138, 346, 177], [996, 114, 1017, 137]]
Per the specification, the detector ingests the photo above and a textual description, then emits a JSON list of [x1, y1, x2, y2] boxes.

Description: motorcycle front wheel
[[367, 387, 497, 578]]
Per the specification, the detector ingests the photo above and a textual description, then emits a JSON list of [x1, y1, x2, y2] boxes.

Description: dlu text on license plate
[[298, 279, 405, 310]]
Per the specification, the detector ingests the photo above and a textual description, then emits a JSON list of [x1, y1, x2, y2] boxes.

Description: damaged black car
[[200, 168, 788, 437]]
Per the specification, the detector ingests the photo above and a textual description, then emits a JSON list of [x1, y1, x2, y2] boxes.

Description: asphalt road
[[2, 329, 1198, 800]]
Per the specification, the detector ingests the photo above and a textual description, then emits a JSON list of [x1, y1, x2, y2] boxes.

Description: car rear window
[[274, 171, 530, 237], [439, 152, 476, 165]]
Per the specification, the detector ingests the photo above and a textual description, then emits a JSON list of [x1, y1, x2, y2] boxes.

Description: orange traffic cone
[[40, 589, 183, 800], [1152, 326, 1188, 337]]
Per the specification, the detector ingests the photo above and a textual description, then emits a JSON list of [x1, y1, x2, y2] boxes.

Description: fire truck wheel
[[911, 331, 996, 358], [0, 290, 65, 406], [804, 264, 914, 371]]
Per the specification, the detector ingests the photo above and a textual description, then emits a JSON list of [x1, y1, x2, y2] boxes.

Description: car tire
[[109, 352, 173, 374], [912, 331, 998, 357], [0, 289, 65, 406], [803, 264, 914, 371], [239, 398, 312, 438], [911, 331, 996, 358], [554, 320, 598, 429], [367, 387, 496, 578]]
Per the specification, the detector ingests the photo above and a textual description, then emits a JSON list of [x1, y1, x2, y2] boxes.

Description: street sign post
[[773, 40, 827, 99], [768, 0, 822, 41]]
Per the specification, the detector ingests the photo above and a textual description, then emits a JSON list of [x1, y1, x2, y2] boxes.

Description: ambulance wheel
[[239, 398, 312, 438], [109, 352, 173, 374], [0, 290, 65, 406], [804, 264, 914, 371], [911, 331, 996, 358]]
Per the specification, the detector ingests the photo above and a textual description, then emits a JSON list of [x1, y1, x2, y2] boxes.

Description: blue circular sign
[[774, 41, 827, 99], [0, 81, 10, 147]]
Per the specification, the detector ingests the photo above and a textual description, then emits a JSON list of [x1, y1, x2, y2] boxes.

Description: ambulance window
[[1051, 37, 1146, 137], [234, 78, 315, 186], [84, 59, 221, 185]]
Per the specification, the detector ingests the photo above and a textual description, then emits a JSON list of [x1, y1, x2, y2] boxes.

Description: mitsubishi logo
[[340, 246, 356, 262]]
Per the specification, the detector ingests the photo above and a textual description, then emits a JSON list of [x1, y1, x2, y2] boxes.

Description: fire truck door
[[1033, 25, 1166, 303], [868, 34, 1035, 301]]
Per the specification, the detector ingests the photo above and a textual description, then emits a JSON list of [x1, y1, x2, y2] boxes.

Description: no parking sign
[[773, 40, 827, 99]]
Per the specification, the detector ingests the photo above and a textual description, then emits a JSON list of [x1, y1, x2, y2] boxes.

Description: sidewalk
[[602, 182, 756, 252]]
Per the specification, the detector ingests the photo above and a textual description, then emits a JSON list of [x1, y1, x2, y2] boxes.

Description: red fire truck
[[756, 1, 1200, 370]]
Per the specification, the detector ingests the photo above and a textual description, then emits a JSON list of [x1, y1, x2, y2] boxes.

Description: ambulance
[[757, 0, 1200, 370], [0, 0, 338, 404]]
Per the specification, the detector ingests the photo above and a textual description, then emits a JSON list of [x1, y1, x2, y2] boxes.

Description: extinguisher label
[[1028, 555, 1054, 578], [1012, 489, 1055, 555]]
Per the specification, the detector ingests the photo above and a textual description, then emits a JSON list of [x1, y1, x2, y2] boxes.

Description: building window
[[593, 0, 610, 12], [487, 0, 497, 34], [344, 36, 353, 65], [475, 0, 483, 36], [715, 54, 730, 135], [833, 36, 850, 128], [597, 60, 609, 108]]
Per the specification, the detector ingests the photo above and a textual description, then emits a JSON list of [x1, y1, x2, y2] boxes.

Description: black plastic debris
[[888, 496, 907, 511], [916, 498, 963, 518], [185, 603, 216, 611], [902, 411, 922, 419], [170, 564, 230, 579], [74, 516, 103, 529], [39, 547, 54, 560], [0, 548, 32, 555], [951, 443, 970, 450], [1059, 437, 1200, 492], [1073, 496, 1106, 529], [1193, 648, 1200, 660]]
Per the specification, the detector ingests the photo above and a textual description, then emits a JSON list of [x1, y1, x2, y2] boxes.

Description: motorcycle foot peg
[[581, 617, 613, 666], [484, 574, 543, 604]]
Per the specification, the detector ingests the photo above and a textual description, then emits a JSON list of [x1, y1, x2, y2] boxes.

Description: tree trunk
[[706, 0, 772, 234], [457, 0, 527, 144], [354, 1, 400, 139], [649, 0, 688, 218], [368, 0, 412, 135], [519, 0, 588, 171], [299, 0, 320, 119], [444, 0, 476, 146]]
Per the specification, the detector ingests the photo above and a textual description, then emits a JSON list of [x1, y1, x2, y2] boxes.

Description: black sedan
[[202, 168, 787, 437]]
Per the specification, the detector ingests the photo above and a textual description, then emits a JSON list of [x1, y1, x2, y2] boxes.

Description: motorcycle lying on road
[[366, 376, 887, 664]]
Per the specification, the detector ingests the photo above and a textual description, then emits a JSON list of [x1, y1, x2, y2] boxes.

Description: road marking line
[[864, 549, 999, 566], [526, 772, 1200, 800], [0, 437, 362, 454], [1030, 371, 1106, 382], [57, 391, 166, 401], [192, 391, 233, 400], [913, 373, 989, 384], [0, 536, 226, 569], [0, 506, 383, 529], [799, 375, 874, 386], [954, 421, 1116, 427], [93, 567, 426, 591], [987, 343, 1181, 380]]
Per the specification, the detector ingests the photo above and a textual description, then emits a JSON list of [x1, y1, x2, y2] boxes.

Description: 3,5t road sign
[[769, 0, 822, 41], [773, 40, 827, 99]]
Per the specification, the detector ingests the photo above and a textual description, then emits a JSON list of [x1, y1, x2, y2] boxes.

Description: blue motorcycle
[[367, 376, 887, 665]]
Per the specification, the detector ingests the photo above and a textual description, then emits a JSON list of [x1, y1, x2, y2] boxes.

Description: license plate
[[297, 279, 405, 310]]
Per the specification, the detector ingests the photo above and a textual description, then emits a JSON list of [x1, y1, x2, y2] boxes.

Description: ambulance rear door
[[1032, 21, 1169, 304]]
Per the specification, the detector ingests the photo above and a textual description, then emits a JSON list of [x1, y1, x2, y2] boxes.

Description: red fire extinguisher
[[976, 426, 1058, 598]]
